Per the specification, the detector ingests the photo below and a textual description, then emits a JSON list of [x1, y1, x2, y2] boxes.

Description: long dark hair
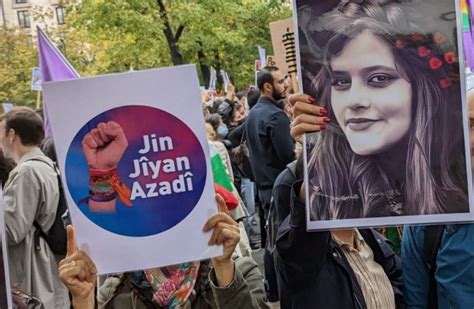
[[299, 2, 468, 219]]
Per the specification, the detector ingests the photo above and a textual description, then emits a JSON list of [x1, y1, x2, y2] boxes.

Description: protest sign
[[254, 59, 263, 85], [43, 65, 222, 274], [209, 67, 217, 90], [0, 190, 13, 309], [294, 0, 474, 230], [31, 67, 42, 91], [220, 69, 230, 91], [1, 104, 13, 113], [257, 45, 266, 67], [269, 18, 299, 92]]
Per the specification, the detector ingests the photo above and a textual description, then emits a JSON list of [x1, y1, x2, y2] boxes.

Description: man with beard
[[245, 66, 294, 306]]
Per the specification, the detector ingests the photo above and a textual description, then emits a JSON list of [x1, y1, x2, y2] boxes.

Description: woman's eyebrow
[[331, 65, 398, 76], [330, 70, 350, 77], [360, 65, 398, 75]]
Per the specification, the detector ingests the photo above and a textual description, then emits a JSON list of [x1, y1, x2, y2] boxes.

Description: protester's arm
[[209, 256, 269, 309], [225, 83, 236, 102], [227, 121, 245, 148], [275, 180, 331, 292], [401, 226, 429, 308], [4, 167, 42, 245], [59, 226, 97, 309], [204, 195, 240, 287], [204, 195, 267, 308]]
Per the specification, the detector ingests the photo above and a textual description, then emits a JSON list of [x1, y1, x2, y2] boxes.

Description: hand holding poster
[[294, 0, 474, 229], [43, 65, 222, 274]]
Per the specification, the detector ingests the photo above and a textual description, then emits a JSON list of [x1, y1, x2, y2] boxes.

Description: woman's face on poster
[[330, 30, 413, 155]]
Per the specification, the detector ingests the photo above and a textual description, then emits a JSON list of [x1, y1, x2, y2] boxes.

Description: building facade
[[0, 0, 70, 35]]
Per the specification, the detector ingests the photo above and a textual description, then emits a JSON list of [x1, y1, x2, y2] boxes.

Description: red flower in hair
[[439, 78, 452, 89], [433, 32, 446, 44], [418, 46, 431, 57], [411, 33, 424, 41], [444, 51, 456, 64], [429, 57, 443, 70]]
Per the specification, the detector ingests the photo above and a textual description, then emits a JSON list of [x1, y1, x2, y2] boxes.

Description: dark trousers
[[258, 189, 279, 302]]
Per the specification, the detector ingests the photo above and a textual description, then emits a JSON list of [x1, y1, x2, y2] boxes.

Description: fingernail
[[308, 96, 315, 103], [320, 108, 328, 116], [320, 125, 326, 130], [323, 117, 331, 123]]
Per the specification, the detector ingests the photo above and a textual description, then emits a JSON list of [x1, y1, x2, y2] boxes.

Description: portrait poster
[[0, 192, 13, 309], [43, 65, 222, 274], [294, 0, 474, 230]]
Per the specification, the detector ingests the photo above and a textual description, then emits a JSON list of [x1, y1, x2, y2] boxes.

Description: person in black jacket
[[245, 66, 294, 303], [275, 94, 403, 309]]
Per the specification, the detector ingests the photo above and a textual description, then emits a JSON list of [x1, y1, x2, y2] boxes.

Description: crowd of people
[[1, 2, 474, 308]]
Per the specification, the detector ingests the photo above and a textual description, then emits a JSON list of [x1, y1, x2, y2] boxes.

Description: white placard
[[31, 67, 42, 91], [43, 65, 222, 274]]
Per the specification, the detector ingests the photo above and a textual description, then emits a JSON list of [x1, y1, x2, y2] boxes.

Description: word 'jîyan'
[[129, 156, 190, 179], [131, 172, 194, 200]]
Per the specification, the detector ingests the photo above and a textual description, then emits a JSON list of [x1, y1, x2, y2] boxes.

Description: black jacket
[[244, 96, 295, 190], [276, 181, 404, 309]]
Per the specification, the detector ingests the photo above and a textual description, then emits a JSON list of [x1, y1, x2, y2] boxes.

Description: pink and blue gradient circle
[[65, 105, 207, 237]]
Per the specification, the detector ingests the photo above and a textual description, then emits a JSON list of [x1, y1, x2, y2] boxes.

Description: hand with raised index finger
[[58, 226, 97, 309], [203, 194, 240, 287], [289, 93, 330, 142]]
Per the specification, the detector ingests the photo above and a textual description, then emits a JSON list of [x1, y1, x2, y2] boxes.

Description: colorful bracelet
[[89, 168, 132, 206]]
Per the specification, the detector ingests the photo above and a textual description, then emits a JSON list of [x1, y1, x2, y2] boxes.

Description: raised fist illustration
[[82, 121, 128, 170]]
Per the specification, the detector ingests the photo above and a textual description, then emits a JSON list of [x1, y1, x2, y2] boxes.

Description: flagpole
[[36, 91, 41, 109]]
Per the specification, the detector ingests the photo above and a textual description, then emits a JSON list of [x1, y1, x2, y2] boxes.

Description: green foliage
[[0, 0, 291, 107], [66, 0, 291, 89], [0, 28, 38, 108]]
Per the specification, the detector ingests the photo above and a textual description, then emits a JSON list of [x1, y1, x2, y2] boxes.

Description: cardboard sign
[[270, 18, 297, 76], [43, 65, 222, 274], [269, 18, 299, 92], [294, 0, 474, 229]]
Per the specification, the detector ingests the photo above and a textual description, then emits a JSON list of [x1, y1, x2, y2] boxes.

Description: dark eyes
[[368, 74, 396, 85], [331, 78, 351, 89], [331, 74, 396, 90]]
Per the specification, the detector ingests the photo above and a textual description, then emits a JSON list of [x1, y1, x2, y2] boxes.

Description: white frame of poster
[[291, 0, 474, 230]]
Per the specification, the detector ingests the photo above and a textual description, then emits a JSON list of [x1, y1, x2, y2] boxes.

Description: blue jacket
[[402, 224, 474, 308]]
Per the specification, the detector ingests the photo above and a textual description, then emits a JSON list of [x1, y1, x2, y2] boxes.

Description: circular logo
[[65, 105, 207, 236]]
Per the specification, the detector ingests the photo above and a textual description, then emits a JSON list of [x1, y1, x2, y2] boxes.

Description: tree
[[66, 0, 291, 89], [0, 28, 38, 108]]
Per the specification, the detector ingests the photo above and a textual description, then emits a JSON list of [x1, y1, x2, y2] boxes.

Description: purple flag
[[37, 26, 80, 136]]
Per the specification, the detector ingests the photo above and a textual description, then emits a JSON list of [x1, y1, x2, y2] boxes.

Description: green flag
[[209, 144, 233, 191]]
